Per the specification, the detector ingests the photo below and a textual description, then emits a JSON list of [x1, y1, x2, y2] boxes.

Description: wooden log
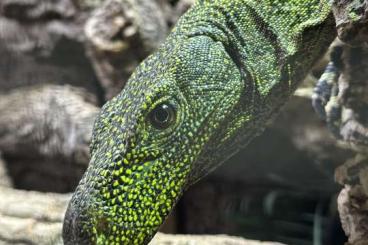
[[0, 186, 284, 245]]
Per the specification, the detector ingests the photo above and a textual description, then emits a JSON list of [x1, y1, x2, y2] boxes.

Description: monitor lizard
[[63, 0, 337, 244]]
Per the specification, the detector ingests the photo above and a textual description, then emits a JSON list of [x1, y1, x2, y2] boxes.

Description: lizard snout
[[63, 202, 92, 245]]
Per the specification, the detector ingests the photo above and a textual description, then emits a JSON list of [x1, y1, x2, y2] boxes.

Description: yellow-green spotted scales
[[63, 0, 336, 244]]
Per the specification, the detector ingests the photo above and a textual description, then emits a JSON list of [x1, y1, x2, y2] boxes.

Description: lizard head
[[63, 34, 245, 244]]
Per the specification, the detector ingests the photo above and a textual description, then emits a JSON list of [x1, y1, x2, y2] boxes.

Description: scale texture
[[63, 0, 336, 244]]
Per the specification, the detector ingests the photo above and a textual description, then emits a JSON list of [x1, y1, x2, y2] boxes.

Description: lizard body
[[63, 1, 336, 244]]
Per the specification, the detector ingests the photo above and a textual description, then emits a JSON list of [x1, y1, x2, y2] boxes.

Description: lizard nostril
[[96, 216, 109, 234]]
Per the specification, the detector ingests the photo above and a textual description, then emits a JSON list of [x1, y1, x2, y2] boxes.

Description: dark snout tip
[[62, 203, 91, 245]]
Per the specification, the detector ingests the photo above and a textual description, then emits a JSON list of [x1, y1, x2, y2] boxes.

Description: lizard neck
[[183, 0, 336, 183], [176, 0, 335, 96]]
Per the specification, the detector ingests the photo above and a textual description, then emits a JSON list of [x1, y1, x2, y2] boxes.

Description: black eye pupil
[[150, 103, 176, 129], [155, 104, 170, 123]]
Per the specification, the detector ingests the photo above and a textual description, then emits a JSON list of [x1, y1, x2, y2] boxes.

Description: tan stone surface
[[151, 233, 284, 245]]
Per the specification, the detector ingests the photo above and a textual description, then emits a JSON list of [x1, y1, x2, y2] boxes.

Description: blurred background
[[1, 0, 368, 244]]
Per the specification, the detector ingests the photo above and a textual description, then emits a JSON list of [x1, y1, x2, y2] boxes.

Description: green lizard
[[63, 0, 336, 244]]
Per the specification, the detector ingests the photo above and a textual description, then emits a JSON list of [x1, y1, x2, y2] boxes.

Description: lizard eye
[[149, 102, 176, 130]]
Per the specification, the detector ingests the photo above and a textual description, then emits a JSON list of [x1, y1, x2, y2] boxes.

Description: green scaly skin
[[63, 0, 336, 244]]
